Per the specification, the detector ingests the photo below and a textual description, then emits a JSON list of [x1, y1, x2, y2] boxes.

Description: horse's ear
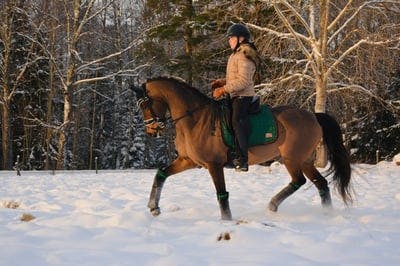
[[130, 84, 146, 99]]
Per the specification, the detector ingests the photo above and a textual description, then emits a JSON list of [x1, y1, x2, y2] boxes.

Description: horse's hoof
[[221, 214, 232, 221], [268, 202, 278, 212], [322, 202, 333, 209], [321, 196, 332, 208], [150, 207, 161, 216], [221, 210, 232, 220]]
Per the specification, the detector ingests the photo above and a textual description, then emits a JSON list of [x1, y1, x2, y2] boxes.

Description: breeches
[[231, 96, 253, 157]]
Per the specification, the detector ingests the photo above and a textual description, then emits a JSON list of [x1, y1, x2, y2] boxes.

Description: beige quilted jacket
[[223, 43, 259, 98]]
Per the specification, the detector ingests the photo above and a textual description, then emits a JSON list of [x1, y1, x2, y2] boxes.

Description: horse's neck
[[163, 87, 209, 119]]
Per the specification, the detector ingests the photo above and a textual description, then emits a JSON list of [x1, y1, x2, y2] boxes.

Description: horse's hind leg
[[268, 159, 306, 212], [148, 156, 197, 216], [302, 161, 332, 208]]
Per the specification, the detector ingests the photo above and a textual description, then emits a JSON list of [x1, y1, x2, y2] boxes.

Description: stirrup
[[234, 160, 248, 172]]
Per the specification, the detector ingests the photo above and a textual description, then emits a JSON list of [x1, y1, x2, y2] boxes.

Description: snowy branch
[[302, 82, 400, 113], [77, 0, 114, 39], [328, 0, 355, 32], [73, 64, 150, 86], [257, 72, 315, 90], [271, 2, 317, 74], [309, 3, 315, 37], [327, 37, 400, 76], [246, 23, 297, 40], [75, 28, 152, 74], [280, 0, 313, 38], [19, 115, 60, 131], [328, 0, 399, 45], [329, 83, 400, 113], [16, 32, 68, 89]]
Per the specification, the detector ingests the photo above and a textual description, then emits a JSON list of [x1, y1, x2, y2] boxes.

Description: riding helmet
[[226, 23, 251, 40]]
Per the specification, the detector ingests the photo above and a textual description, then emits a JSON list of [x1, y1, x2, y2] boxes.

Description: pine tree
[[349, 74, 400, 163], [1, 0, 50, 169], [138, 0, 228, 89]]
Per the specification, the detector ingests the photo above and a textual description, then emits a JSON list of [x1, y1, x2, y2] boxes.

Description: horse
[[134, 77, 352, 220]]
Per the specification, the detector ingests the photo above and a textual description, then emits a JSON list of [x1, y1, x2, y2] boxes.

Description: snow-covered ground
[[1, 161, 399, 266]]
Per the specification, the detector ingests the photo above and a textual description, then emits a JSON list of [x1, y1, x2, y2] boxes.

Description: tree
[[349, 74, 400, 163], [0, 0, 48, 169], [247, 0, 400, 165], [1, 0, 398, 169], [47, 0, 144, 169], [138, 0, 229, 88]]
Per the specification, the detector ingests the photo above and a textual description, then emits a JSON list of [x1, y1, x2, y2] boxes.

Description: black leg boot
[[217, 192, 232, 220], [268, 183, 299, 212], [319, 187, 332, 208]]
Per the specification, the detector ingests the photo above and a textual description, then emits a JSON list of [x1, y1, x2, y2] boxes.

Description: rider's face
[[228, 36, 238, 50], [228, 36, 244, 50]]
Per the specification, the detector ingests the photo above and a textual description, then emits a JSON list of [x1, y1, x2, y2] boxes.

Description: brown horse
[[135, 77, 352, 220]]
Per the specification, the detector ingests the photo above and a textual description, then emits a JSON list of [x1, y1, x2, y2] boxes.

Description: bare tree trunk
[[1, 100, 12, 169], [315, 73, 328, 167], [183, 0, 195, 85], [71, 98, 81, 170], [89, 89, 96, 170], [56, 85, 73, 169], [314, 0, 329, 167], [1, 6, 13, 170], [112, 0, 123, 168], [45, 0, 56, 170], [56, 0, 80, 169]]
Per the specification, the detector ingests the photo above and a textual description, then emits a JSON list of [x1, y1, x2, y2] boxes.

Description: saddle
[[214, 97, 278, 149]]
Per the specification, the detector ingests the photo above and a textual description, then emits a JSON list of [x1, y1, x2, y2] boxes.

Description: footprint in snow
[[217, 231, 231, 241]]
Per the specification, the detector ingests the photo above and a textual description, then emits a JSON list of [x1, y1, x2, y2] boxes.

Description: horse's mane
[[147, 76, 211, 103], [146, 76, 224, 135]]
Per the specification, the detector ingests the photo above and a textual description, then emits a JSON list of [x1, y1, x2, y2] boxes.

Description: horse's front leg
[[208, 164, 232, 220], [148, 156, 197, 216]]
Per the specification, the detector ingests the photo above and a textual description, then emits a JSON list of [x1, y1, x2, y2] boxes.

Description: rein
[[138, 97, 209, 129], [170, 102, 209, 125]]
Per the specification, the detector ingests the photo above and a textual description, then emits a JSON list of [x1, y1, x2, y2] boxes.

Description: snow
[[394, 153, 400, 165], [1, 162, 399, 266]]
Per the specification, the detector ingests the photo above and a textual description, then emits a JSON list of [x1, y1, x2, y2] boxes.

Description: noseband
[[137, 97, 167, 132]]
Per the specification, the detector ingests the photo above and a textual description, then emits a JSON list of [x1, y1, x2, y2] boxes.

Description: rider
[[212, 23, 260, 172]]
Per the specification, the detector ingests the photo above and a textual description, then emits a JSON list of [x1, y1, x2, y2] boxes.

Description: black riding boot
[[233, 144, 248, 172], [231, 97, 252, 172]]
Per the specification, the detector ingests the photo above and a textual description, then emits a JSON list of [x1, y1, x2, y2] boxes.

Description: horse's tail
[[315, 113, 352, 205]]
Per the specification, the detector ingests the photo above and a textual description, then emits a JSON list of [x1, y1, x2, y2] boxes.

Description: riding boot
[[233, 126, 249, 172], [233, 147, 248, 172], [231, 96, 252, 172], [224, 149, 236, 168]]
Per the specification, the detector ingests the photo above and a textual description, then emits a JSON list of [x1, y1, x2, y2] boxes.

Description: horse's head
[[132, 83, 168, 137]]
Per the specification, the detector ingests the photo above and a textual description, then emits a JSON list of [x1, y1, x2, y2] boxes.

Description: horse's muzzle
[[145, 123, 165, 138]]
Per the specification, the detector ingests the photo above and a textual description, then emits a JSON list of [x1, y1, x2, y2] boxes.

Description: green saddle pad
[[222, 105, 277, 148]]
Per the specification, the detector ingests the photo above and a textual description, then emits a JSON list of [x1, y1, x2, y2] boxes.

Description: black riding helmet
[[226, 23, 251, 41]]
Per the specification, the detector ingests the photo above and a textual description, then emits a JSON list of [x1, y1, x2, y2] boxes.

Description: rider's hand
[[211, 79, 226, 90], [213, 87, 226, 99]]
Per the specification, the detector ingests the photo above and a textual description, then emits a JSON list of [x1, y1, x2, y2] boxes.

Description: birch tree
[[247, 0, 400, 165], [52, 0, 146, 169], [39, 0, 59, 170]]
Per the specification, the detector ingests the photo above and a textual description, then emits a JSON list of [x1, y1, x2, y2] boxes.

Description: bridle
[[137, 95, 208, 136], [137, 97, 167, 131]]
